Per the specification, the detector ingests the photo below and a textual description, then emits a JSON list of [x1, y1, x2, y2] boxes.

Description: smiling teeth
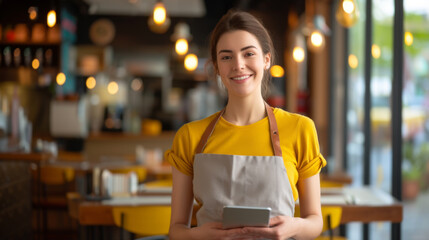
[[232, 75, 250, 80]]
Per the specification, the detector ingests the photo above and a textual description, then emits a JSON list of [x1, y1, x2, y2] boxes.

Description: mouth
[[230, 74, 253, 83]]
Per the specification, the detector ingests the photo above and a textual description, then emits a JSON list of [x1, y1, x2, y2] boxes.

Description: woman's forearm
[[169, 223, 196, 240], [290, 214, 323, 240]]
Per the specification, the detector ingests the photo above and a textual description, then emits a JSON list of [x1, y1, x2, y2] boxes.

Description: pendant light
[[86, 76, 96, 89], [303, 0, 330, 53], [171, 22, 192, 56], [56, 72, 66, 86], [153, 1, 167, 25], [270, 65, 285, 78], [335, 0, 360, 28], [107, 81, 119, 95], [184, 53, 198, 71], [47, 10, 56, 27]]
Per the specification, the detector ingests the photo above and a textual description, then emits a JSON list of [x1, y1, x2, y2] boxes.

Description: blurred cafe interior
[[0, 0, 428, 239]]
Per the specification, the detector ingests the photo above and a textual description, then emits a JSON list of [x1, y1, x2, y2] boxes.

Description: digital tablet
[[222, 205, 271, 229]]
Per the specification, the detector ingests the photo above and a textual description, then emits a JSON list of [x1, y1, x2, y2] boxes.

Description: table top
[[0, 152, 52, 163], [69, 186, 403, 226]]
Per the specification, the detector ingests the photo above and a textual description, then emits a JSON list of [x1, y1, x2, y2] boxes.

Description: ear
[[264, 53, 271, 70]]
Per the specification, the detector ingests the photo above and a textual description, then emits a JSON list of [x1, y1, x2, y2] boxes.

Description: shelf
[[0, 41, 61, 46]]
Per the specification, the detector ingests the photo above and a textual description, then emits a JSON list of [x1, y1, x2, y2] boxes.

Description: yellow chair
[[109, 166, 147, 183], [295, 205, 346, 240], [144, 179, 172, 188], [320, 180, 345, 188], [112, 206, 171, 240]]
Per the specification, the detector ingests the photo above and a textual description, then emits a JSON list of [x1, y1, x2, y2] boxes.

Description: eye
[[220, 55, 232, 60], [245, 52, 255, 57]]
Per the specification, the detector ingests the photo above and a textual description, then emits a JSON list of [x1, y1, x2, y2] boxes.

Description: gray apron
[[193, 102, 295, 226]]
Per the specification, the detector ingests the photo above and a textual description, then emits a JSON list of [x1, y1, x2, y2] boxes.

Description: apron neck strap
[[195, 102, 282, 156]]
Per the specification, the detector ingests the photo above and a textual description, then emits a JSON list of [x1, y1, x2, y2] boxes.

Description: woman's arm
[[290, 173, 323, 239], [169, 167, 252, 240], [169, 167, 195, 239], [242, 173, 323, 240]]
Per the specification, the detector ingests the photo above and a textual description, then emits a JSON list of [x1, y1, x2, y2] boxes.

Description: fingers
[[269, 215, 284, 227]]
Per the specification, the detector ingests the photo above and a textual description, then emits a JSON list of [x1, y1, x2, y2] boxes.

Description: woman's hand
[[191, 222, 261, 240], [243, 215, 297, 240]]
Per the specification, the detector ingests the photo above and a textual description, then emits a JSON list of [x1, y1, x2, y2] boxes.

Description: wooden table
[[69, 186, 402, 226], [320, 187, 402, 223]]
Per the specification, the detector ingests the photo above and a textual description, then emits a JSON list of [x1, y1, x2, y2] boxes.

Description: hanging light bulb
[[293, 47, 305, 62], [184, 54, 198, 71], [307, 30, 325, 52], [47, 10, 56, 28], [86, 76, 96, 89], [175, 39, 189, 55], [336, 0, 359, 28], [171, 22, 192, 56], [107, 81, 119, 95], [270, 65, 285, 78], [32, 59, 40, 69], [292, 33, 306, 62], [56, 72, 66, 86], [153, 1, 167, 25], [148, 15, 170, 34]]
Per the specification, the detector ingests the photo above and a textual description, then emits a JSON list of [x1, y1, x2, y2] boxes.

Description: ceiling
[[83, 0, 206, 17]]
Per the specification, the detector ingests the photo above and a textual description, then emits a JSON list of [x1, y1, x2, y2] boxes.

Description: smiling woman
[[166, 10, 326, 240]]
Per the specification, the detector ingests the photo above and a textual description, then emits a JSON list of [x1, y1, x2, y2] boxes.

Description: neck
[[223, 97, 266, 126]]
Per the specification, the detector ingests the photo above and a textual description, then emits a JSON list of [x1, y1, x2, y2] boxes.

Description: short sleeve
[[164, 124, 194, 176], [296, 117, 327, 179]]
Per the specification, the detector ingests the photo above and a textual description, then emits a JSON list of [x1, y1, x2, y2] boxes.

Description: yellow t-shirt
[[165, 107, 327, 200]]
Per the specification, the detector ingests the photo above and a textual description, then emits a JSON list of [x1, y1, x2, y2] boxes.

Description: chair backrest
[[320, 180, 345, 188], [109, 166, 147, 183], [112, 206, 171, 236], [294, 205, 342, 233], [144, 179, 172, 188], [39, 165, 75, 185]]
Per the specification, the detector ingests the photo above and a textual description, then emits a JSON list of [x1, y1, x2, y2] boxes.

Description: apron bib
[[193, 103, 295, 226]]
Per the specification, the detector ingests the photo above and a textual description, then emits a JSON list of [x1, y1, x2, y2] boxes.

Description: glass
[[345, 0, 366, 238], [368, 0, 395, 238], [402, 1, 429, 239]]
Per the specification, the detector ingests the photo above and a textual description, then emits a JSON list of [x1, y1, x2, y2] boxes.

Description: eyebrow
[[218, 45, 257, 54]]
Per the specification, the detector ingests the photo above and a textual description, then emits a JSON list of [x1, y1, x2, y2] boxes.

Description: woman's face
[[216, 30, 270, 99]]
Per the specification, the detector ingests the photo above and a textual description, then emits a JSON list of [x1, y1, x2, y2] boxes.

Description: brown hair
[[209, 10, 275, 97]]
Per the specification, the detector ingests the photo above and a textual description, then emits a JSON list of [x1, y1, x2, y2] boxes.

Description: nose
[[232, 55, 244, 71]]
